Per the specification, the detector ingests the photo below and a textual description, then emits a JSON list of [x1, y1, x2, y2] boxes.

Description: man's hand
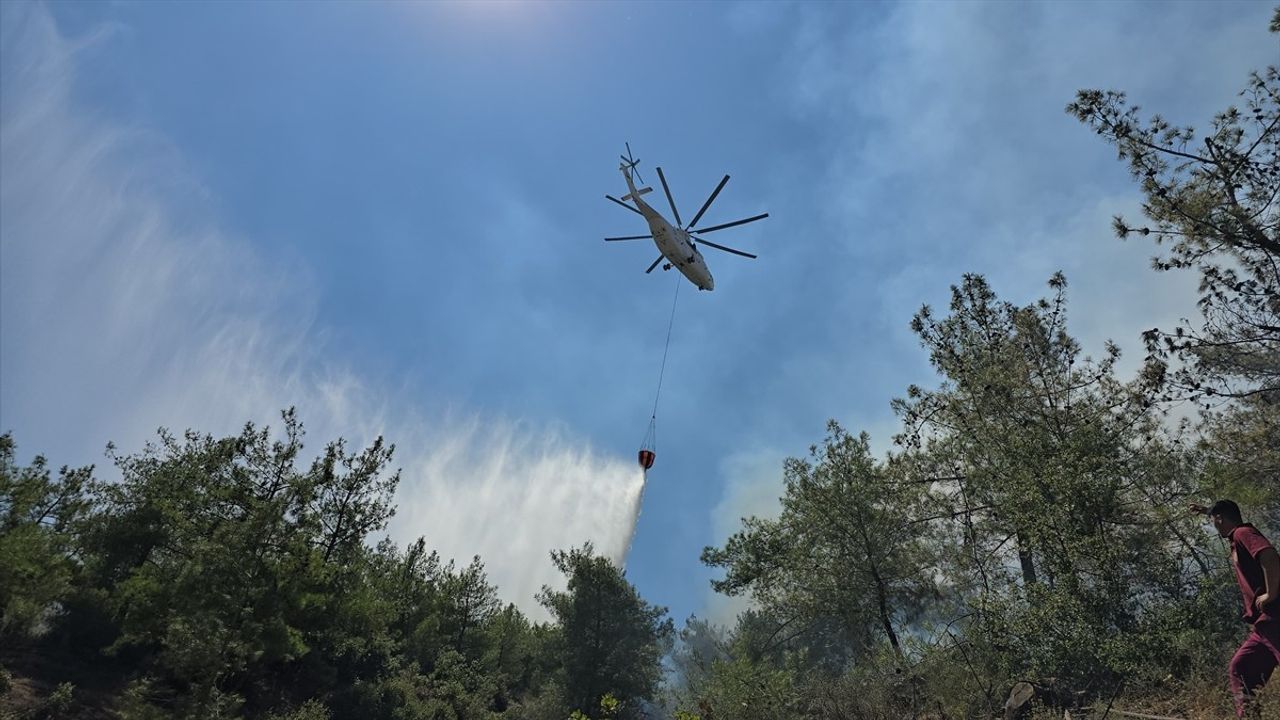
[[1257, 593, 1273, 612], [1188, 503, 1209, 515]]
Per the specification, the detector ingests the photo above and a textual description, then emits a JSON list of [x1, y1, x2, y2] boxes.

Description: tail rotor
[[620, 141, 644, 184]]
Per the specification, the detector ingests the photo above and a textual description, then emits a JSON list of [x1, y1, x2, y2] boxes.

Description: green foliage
[[703, 424, 934, 670], [0, 433, 92, 638], [40, 681, 76, 718], [1068, 67, 1280, 404], [893, 274, 1218, 690], [266, 699, 332, 720], [693, 655, 800, 720], [363, 654, 498, 720], [566, 692, 619, 720], [694, 270, 1250, 714], [1197, 401, 1280, 532], [538, 544, 673, 720], [1, 411, 570, 719], [72, 410, 403, 714], [437, 556, 503, 661]]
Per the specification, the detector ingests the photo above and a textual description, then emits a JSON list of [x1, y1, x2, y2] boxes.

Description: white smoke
[[0, 1, 641, 617]]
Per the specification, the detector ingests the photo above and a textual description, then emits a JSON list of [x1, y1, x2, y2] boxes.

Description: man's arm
[[1259, 547, 1280, 611]]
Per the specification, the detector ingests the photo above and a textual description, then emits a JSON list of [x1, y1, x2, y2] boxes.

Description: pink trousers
[[1231, 620, 1280, 717]]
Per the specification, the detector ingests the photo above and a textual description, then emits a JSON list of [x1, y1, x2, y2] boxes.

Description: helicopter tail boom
[[621, 186, 653, 203]]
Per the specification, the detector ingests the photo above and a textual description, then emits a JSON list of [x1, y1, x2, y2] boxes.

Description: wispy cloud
[[0, 1, 640, 616]]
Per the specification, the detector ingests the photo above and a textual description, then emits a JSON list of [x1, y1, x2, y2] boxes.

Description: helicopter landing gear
[[662, 263, 672, 271]]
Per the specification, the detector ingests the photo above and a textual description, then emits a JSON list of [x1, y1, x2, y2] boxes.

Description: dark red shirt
[[1230, 524, 1278, 624]]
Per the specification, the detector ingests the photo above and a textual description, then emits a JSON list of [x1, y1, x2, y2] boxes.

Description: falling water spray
[[619, 468, 649, 568]]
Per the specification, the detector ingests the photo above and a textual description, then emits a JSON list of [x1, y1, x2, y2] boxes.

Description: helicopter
[[604, 144, 768, 291]]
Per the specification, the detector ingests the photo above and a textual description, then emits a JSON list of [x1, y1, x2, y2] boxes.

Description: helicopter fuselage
[[623, 168, 714, 291]]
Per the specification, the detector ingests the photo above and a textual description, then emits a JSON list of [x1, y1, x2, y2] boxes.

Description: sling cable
[[638, 277, 680, 472]]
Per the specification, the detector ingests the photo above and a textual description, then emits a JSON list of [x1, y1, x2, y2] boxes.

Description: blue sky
[[2, 0, 1275, 625]]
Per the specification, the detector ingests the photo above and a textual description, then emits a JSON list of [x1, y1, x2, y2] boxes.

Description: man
[[1190, 499, 1280, 716]]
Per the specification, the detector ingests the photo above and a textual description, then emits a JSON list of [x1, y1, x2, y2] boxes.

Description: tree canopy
[[0, 415, 671, 720]]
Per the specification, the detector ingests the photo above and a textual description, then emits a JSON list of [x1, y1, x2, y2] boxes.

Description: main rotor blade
[[645, 255, 664, 274], [605, 235, 652, 241], [687, 175, 729, 230], [692, 236, 757, 259], [605, 194, 643, 216], [655, 167, 682, 227], [690, 213, 769, 234]]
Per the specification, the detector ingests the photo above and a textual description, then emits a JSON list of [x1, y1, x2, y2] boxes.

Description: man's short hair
[[1210, 499, 1243, 523]]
